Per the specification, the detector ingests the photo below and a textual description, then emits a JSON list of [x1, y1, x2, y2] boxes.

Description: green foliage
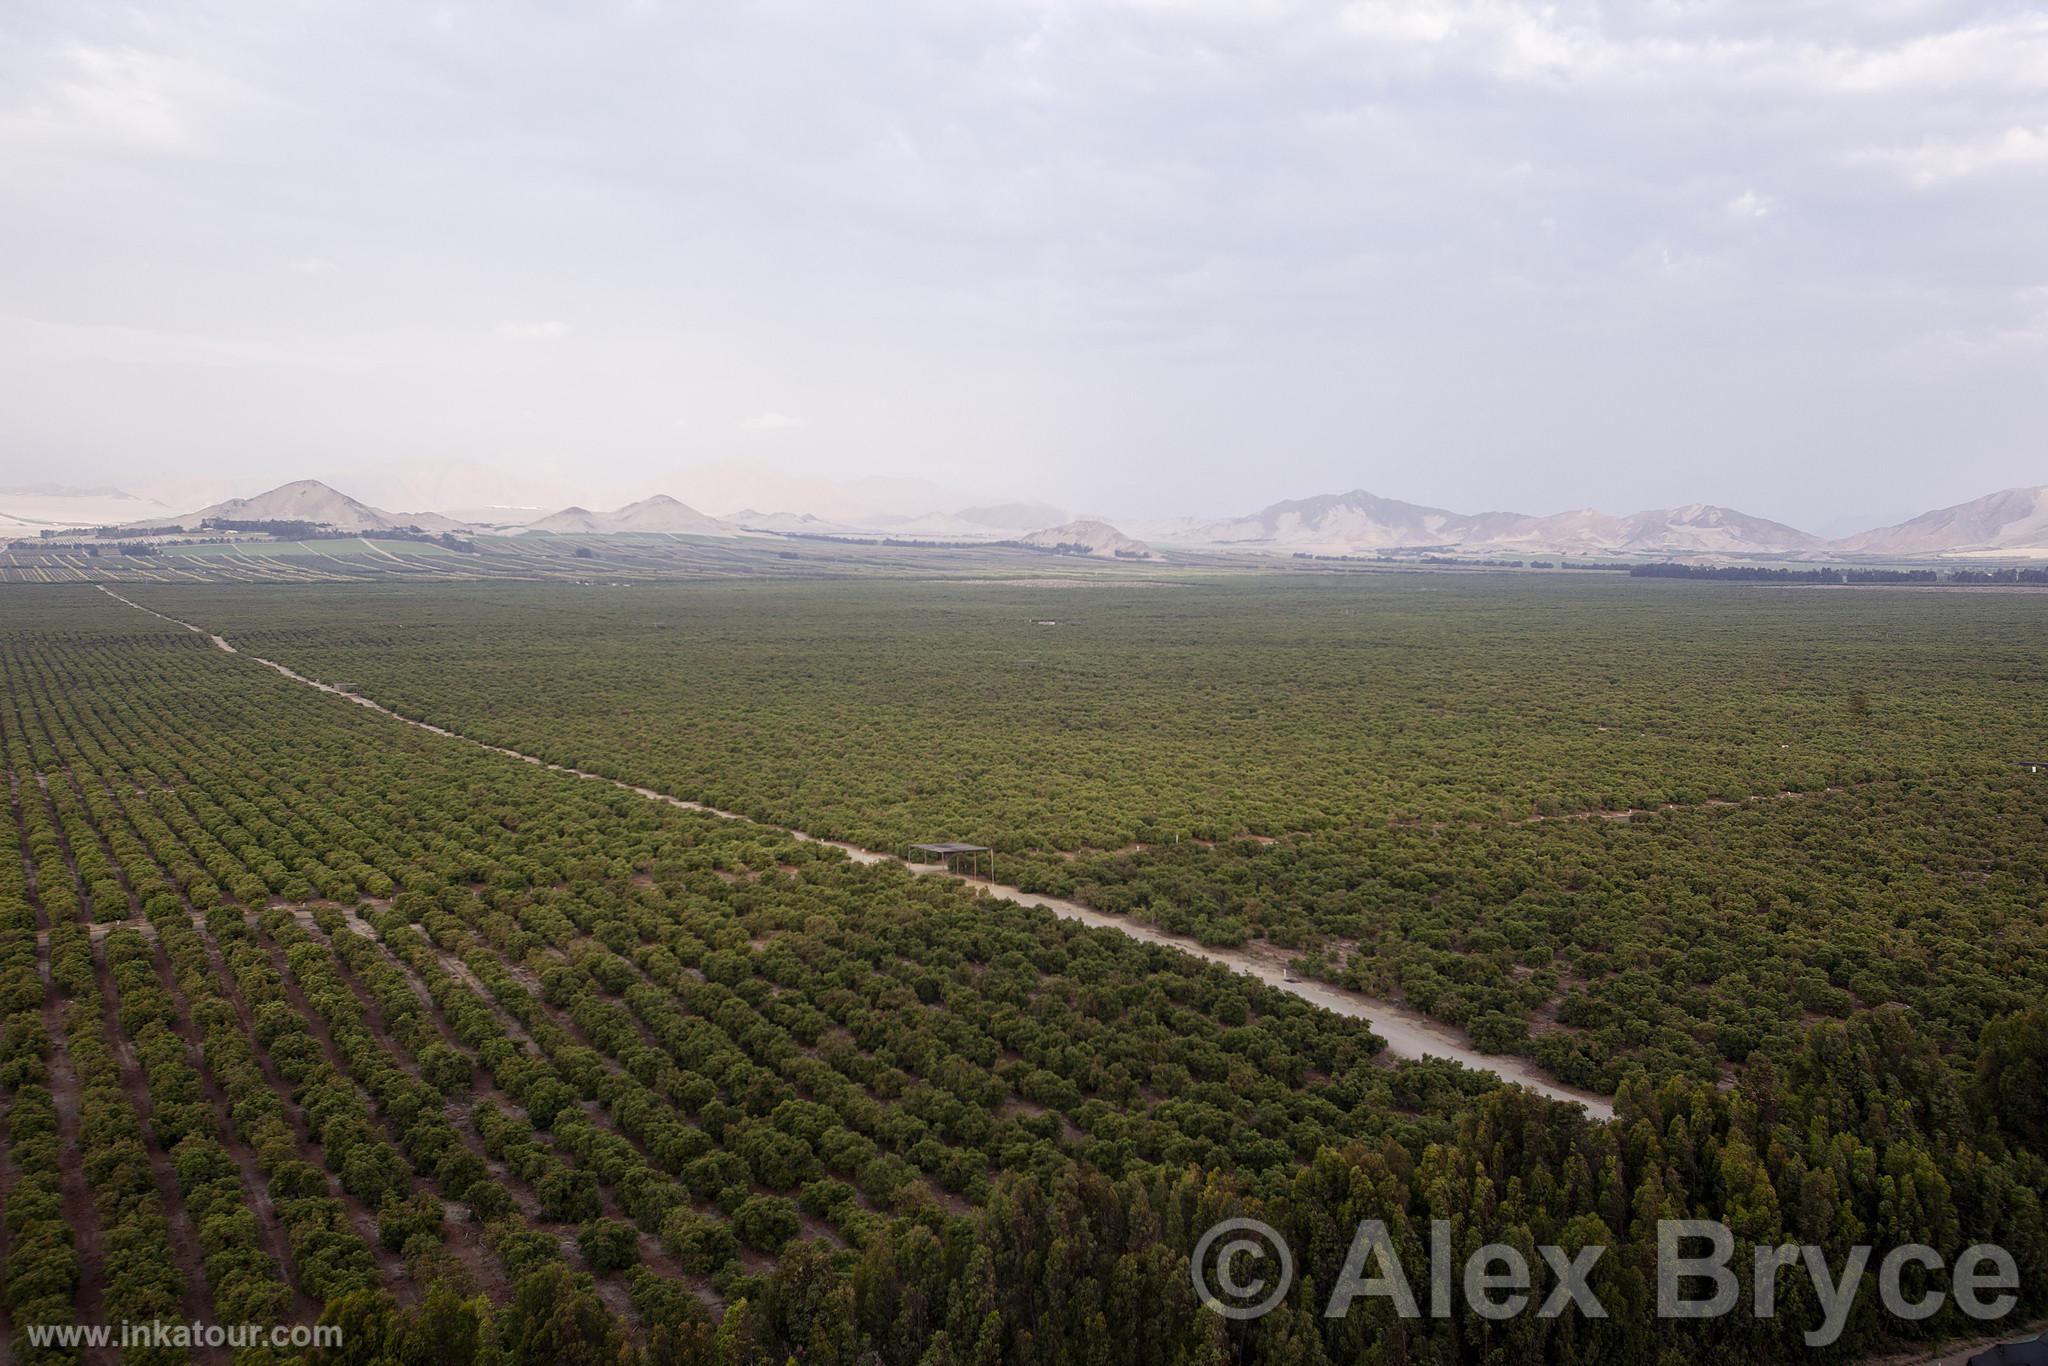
[[154, 576, 2048, 1088], [1973, 1007, 2048, 1154], [7, 576, 2048, 1365], [578, 1217, 640, 1272], [731, 1194, 801, 1255]]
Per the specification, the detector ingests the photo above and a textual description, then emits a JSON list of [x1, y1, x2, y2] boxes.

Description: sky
[[1, 0, 2044, 531]]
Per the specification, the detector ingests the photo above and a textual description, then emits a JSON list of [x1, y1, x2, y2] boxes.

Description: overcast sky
[[2, 0, 2044, 528]]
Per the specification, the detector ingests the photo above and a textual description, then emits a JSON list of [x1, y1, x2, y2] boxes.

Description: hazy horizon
[[4, 1, 2045, 530], [3, 463, 2011, 548]]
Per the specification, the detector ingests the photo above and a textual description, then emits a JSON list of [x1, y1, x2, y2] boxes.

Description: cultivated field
[[1, 575, 2043, 1365], [137, 576, 2048, 1087]]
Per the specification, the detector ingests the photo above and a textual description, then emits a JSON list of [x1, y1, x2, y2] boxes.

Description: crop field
[[133, 576, 2048, 1089], [0, 536, 1204, 585], [0, 576, 2044, 1364]]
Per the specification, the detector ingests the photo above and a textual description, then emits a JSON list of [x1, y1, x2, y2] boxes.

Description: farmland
[[1, 575, 2045, 1364], [135, 576, 2048, 1088], [0, 535, 1204, 586]]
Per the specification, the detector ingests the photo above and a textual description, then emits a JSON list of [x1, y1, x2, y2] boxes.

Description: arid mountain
[[605, 494, 732, 534], [1609, 504, 1824, 555], [1014, 519, 1159, 560], [1176, 490, 1823, 558], [1194, 490, 1470, 551], [524, 505, 606, 534], [1832, 486, 2048, 558], [524, 494, 734, 535], [147, 479, 463, 534], [398, 510, 475, 534]]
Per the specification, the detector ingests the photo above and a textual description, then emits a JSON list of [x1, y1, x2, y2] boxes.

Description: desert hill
[[1014, 519, 1160, 560]]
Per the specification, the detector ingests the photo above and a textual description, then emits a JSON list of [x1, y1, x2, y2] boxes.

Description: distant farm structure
[[907, 842, 995, 879]]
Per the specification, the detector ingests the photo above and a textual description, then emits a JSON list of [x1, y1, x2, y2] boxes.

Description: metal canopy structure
[[907, 842, 995, 879]]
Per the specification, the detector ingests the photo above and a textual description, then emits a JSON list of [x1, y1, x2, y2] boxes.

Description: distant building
[[908, 842, 994, 879]]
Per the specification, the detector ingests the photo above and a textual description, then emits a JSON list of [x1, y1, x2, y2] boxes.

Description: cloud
[[0, 43, 188, 153], [6, 0, 2048, 525], [1861, 126, 2048, 186], [1725, 189, 1771, 221], [1319, 3, 2048, 96]]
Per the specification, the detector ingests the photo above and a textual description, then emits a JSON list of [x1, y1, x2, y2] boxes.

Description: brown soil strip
[[38, 937, 111, 1366], [184, 910, 413, 1300], [33, 734, 328, 1322], [400, 930, 707, 1311], [48, 761, 141, 919], [278, 911, 515, 1304], [329, 911, 533, 1132], [0, 1020, 17, 1357], [541, 925, 897, 1165], [26, 772, 87, 916], [528, 927, 891, 1234], [142, 929, 324, 1325], [6, 763, 45, 929], [89, 933, 227, 1363], [241, 913, 497, 1300]]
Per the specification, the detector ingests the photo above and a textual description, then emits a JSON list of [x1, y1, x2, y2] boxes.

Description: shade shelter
[[908, 842, 994, 879]]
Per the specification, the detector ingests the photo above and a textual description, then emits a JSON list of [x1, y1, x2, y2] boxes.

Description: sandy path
[[95, 586, 1613, 1119]]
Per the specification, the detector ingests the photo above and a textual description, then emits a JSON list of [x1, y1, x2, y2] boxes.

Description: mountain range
[[114, 480, 1120, 551], [1175, 492, 1824, 557], [523, 495, 735, 536], [1829, 485, 2048, 559], [90, 477, 2048, 563], [1158, 486, 2048, 561], [143, 479, 468, 534]]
